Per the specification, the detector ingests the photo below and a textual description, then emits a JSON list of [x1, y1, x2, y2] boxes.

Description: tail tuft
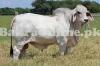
[[10, 34, 13, 57]]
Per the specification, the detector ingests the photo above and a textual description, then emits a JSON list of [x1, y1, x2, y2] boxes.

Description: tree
[[31, 0, 82, 14], [81, 1, 100, 13], [0, 7, 31, 15], [15, 8, 30, 14], [0, 7, 15, 15], [31, 0, 51, 14]]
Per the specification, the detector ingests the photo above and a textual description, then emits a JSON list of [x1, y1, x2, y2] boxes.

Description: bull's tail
[[10, 17, 15, 57], [10, 32, 13, 57]]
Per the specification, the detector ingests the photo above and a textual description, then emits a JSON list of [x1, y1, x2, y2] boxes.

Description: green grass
[[0, 15, 13, 28], [91, 16, 100, 29], [0, 16, 100, 66], [0, 16, 13, 43]]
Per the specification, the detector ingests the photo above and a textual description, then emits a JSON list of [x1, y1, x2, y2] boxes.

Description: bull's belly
[[31, 36, 57, 45], [30, 36, 57, 50]]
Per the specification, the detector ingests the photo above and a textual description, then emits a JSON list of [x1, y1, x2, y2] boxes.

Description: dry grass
[[0, 37, 100, 66]]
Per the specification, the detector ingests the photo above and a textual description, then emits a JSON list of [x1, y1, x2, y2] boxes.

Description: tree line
[[0, 0, 100, 15], [0, 8, 31, 15]]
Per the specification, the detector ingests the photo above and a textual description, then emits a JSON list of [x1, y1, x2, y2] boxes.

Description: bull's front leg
[[57, 36, 68, 56]]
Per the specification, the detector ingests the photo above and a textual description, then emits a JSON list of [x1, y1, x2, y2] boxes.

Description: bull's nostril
[[84, 19, 88, 22]]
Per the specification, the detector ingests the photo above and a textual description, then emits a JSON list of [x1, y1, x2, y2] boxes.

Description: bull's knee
[[13, 46, 20, 60]]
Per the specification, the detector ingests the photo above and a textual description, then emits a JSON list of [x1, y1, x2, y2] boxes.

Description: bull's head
[[72, 5, 94, 23]]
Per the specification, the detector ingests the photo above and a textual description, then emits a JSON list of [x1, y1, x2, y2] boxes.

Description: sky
[[0, 0, 35, 8], [0, 0, 100, 8]]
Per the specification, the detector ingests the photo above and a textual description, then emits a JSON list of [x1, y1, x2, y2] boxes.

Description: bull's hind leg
[[19, 43, 29, 58], [13, 41, 27, 60], [13, 45, 24, 60]]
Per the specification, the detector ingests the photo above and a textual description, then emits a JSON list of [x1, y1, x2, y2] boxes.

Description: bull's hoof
[[67, 47, 74, 54]]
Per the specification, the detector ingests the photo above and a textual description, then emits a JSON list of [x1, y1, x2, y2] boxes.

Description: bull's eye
[[86, 12, 90, 16], [77, 11, 81, 14]]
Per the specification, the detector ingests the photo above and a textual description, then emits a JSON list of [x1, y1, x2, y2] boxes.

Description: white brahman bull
[[10, 5, 93, 60]]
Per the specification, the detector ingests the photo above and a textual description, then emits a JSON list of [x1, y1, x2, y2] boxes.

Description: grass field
[[0, 16, 100, 66]]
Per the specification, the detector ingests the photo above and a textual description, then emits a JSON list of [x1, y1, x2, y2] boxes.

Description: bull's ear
[[86, 12, 94, 22], [72, 14, 76, 22], [72, 11, 77, 22]]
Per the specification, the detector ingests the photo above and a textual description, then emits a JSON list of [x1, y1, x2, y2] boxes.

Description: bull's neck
[[69, 19, 82, 44], [74, 21, 82, 31]]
